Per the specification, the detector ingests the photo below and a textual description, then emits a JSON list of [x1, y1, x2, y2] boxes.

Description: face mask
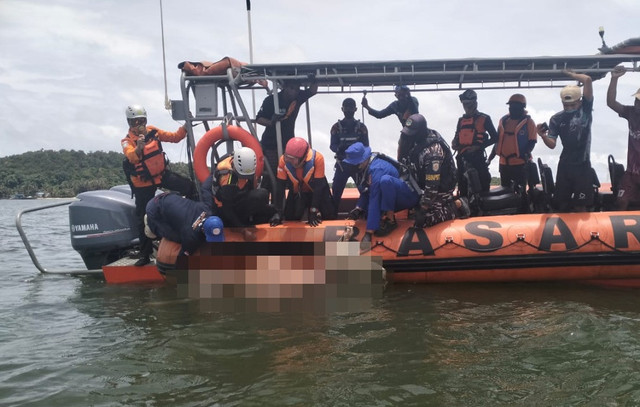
[[509, 105, 525, 118]]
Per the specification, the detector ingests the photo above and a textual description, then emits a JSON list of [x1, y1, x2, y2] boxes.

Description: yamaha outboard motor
[[69, 186, 139, 270]]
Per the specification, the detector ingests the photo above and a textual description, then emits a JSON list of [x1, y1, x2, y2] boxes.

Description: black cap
[[401, 114, 427, 137], [459, 89, 477, 102]]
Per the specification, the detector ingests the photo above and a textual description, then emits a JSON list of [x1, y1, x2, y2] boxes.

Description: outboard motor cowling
[[69, 186, 139, 270]]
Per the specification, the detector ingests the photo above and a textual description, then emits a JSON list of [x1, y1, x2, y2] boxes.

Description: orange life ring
[[193, 125, 264, 183]]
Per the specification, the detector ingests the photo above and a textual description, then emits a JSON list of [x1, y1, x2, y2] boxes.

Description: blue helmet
[[203, 216, 224, 242]]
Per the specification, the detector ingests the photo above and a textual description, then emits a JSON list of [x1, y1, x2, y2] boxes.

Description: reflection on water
[[2, 200, 640, 406]]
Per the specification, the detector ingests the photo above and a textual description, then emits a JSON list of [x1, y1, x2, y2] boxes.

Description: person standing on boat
[[271, 137, 336, 227], [607, 65, 640, 210], [343, 142, 420, 246], [144, 192, 223, 257], [362, 85, 419, 159], [121, 105, 197, 266], [452, 89, 498, 198], [329, 97, 369, 211], [361, 85, 419, 126], [200, 146, 279, 227], [537, 70, 594, 212], [256, 77, 318, 194], [488, 94, 537, 212], [400, 114, 461, 228]]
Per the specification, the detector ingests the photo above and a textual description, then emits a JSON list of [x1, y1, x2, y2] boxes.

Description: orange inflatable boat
[[102, 209, 640, 286]]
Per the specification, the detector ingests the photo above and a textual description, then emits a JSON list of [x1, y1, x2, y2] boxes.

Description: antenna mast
[[246, 0, 256, 115], [160, 0, 170, 110]]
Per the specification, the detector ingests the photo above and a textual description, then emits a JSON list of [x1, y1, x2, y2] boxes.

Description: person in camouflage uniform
[[400, 114, 463, 228]]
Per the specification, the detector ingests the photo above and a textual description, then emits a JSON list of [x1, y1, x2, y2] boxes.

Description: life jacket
[[212, 156, 249, 207], [496, 116, 531, 166], [408, 133, 457, 193], [456, 114, 489, 153], [123, 130, 168, 188], [284, 150, 316, 193], [336, 119, 364, 143], [335, 119, 365, 157]]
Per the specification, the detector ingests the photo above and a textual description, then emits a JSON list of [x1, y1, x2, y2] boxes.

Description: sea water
[[2, 199, 640, 406]]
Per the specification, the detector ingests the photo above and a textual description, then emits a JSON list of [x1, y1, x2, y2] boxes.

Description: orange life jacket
[[125, 130, 168, 187], [456, 115, 488, 153], [213, 156, 249, 207], [284, 150, 316, 193], [497, 116, 531, 166]]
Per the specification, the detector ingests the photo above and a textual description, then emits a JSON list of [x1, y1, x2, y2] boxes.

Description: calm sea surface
[[2, 199, 640, 406]]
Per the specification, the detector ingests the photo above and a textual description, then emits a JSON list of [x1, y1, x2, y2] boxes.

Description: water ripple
[[3, 201, 640, 406]]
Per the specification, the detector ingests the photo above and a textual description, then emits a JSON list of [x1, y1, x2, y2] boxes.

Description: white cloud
[[1, 0, 640, 186]]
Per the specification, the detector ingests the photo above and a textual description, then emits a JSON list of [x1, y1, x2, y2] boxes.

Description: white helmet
[[232, 147, 257, 178], [125, 105, 147, 120]]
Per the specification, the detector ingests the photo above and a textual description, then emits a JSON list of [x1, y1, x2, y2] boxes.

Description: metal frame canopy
[[239, 54, 640, 92], [175, 48, 640, 196]]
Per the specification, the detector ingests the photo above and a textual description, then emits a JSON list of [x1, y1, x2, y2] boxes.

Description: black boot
[[134, 256, 150, 267]]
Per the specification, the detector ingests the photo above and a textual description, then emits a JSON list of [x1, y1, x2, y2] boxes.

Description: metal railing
[[15, 201, 103, 275]]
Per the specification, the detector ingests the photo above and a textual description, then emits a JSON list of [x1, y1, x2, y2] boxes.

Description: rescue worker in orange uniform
[[271, 137, 336, 226], [200, 147, 279, 227], [121, 105, 196, 266], [489, 94, 537, 211], [452, 89, 498, 198]]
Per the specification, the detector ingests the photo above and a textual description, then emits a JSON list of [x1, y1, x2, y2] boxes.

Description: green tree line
[[0, 149, 500, 199], [0, 150, 191, 198]]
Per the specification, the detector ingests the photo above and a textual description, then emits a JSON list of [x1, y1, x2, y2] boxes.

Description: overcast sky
[[1, 0, 639, 182]]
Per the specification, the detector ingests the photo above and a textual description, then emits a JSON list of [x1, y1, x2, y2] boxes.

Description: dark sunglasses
[[130, 118, 147, 126]]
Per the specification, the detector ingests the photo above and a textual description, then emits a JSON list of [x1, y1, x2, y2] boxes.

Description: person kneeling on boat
[[399, 114, 461, 228], [201, 147, 279, 228], [271, 137, 336, 227], [343, 142, 420, 245], [144, 192, 223, 257]]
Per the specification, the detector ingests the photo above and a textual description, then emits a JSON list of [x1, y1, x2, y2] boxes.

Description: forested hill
[[0, 150, 191, 198]]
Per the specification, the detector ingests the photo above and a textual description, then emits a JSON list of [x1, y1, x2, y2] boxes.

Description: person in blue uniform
[[343, 142, 420, 246]]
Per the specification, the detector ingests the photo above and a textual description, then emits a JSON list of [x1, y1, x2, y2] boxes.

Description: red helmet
[[284, 137, 309, 160]]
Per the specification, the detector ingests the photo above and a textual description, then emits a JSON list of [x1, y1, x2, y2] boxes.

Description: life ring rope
[[193, 125, 264, 183]]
